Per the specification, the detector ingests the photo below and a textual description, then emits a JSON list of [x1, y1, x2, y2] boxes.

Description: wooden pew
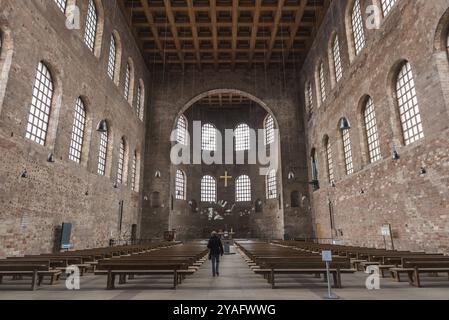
[[0, 263, 60, 290]]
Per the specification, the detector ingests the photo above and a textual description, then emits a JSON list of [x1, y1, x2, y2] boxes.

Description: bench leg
[[0, 275, 3, 284], [107, 272, 115, 290], [414, 269, 421, 288], [119, 274, 126, 284], [31, 271, 37, 291], [38, 275, 43, 287], [173, 271, 178, 289], [271, 270, 275, 289]]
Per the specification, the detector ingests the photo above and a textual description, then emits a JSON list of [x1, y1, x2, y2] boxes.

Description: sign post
[[322, 250, 339, 300], [381, 224, 394, 250]]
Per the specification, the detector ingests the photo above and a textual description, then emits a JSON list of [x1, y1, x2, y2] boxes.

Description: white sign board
[[381, 225, 391, 236], [322, 250, 333, 262]]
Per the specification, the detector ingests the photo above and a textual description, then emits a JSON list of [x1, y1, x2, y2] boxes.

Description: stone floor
[[0, 249, 448, 300]]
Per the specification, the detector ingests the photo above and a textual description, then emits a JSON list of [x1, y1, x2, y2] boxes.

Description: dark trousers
[[211, 254, 220, 276]]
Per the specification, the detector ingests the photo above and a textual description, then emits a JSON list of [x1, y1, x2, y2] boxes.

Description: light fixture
[[419, 167, 427, 176], [96, 120, 108, 133], [288, 171, 295, 180], [47, 153, 55, 163], [339, 118, 351, 131], [155, 170, 161, 178], [20, 169, 28, 178], [392, 145, 400, 161]]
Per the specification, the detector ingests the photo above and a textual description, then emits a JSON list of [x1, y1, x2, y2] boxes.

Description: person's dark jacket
[[208, 235, 224, 256]]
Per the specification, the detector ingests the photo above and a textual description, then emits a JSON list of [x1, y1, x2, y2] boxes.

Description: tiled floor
[[0, 250, 448, 300]]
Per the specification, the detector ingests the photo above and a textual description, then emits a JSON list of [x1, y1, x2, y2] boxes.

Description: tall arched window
[[332, 35, 343, 82], [266, 170, 277, 200], [264, 115, 275, 145], [175, 170, 186, 200], [117, 138, 126, 185], [131, 150, 138, 192], [136, 80, 145, 121], [318, 62, 327, 103], [124, 61, 134, 104], [396, 62, 424, 145], [311, 149, 319, 185], [324, 136, 335, 184], [202, 123, 216, 151], [107, 35, 117, 80], [54, 0, 67, 12], [201, 175, 216, 203], [363, 97, 382, 163], [176, 115, 188, 145], [69, 98, 87, 163], [235, 123, 250, 151], [25, 62, 54, 146], [305, 81, 314, 114], [381, 0, 397, 16], [97, 127, 108, 176], [351, 0, 365, 56], [236, 175, 251, 202], [84, 0, 98, 52], [342, 123, 354, 175]]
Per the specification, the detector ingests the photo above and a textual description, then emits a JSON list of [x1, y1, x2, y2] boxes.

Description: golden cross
[[220, 171, 232, 188]]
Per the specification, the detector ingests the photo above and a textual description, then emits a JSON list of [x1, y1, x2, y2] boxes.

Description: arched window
[[131, 150, 138, 192], [175, 170, 186, 200], [124, 63, 130, 100], [202, 123, 216, 151], [236, 175, 251, 202], [124, 61, 134, 104], [69, 98, 87, 163], [176, 115, 188, 145], [311, 149, 319, 190], [363, 97, 382, 163], [84, 0, 98, 52], [305, 81, 314, 114], [97, 126, 108, 176], [341, 122, 354, 175], [235, 123, 250, 151], [395, 62, 424, 145], [54, 0, 67, 12], [318, 62, 327, 103], [201, 175, 216, 203], [324, 136, 335, 184], [381, 0, 397, 16], [266, 170, 277, 200], [264, 115, 275, 145], [136, 80, 145, 121], [107, 35, 117, 80], [117, 138, 126, 185], [351, 0, 365, 56], [332, 35, 343, 82], [25, 62, 54, 146]]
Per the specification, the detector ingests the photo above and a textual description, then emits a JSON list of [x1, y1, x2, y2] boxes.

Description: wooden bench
[[390, 260, 449, 287], [0, 264, 61, 290]]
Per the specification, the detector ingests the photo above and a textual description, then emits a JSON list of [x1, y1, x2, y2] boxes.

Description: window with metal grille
[[235, 123, 250, 151], [333, 36, 343, 82], [325, 138, 335, 184], [54, 0, 67, 13], [396, 62, 424, 145], [117, 138, 126, 185], [342, 128, 354, 175], [305, 82, 313, 114], [236, 175, 251, 202], [97, 130, 108, 176], [177, 115, 188, 145], [107, 35, 116, 80], [266, 170, 277, 200], [25, 62, 54, 146], [69, 98, 86, 163], [202, 123, 216, 151], [136, 83, 143, 121], [124, 63, 130, 101], [381, 0, 397, 16], [175, 170, 186, 200], [201, 175, 216, 203], [352, 0, 365, 56], [319, 63, 326, 103], [84, 0, 97, 52], [131, 151, 138, 192], [264, 115, 275, 145], [364, 97, 382, 163]]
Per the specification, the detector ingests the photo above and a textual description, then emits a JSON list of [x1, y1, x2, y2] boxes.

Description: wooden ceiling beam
[[210, 0, 219, 70], [186, 0, 202, 69], [163, 0, 184, 67], [139, 0, 165, 62], [231, 0, 238, 70], [265, 0, 286, 66], [249, 0, 263, 68]]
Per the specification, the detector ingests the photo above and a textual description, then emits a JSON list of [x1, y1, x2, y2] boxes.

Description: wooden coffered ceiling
[[119, 0, 330, 70]]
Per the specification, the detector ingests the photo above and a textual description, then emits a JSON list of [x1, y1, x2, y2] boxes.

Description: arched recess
[[168, 88, 285, 240], [0, 26, 13, 116], [433, 8, 449, 115], [327, 31, 338, 89], [110, 30, 122, 86]]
